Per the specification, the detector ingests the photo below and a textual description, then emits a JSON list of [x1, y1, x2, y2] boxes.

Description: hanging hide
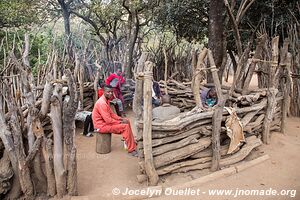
[[224, 107, 245, 154]]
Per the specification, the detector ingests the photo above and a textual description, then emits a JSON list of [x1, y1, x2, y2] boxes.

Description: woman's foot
[[85, 132, 93, 137], [129, 150, 138, 157]]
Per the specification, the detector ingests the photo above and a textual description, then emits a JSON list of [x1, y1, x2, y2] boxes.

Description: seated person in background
[[92, 85, 137, 157], [200, 87, 218, 108], [153, 95, 180, 121], [152, 81, 162, 107], [75, 111, 94, 137], [98, 82, 125, 117], [105, 65, 125, 110]]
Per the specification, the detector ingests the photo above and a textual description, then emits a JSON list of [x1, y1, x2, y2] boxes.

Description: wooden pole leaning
[[208, 50, 225, 172], [143, 61, 159, 186]]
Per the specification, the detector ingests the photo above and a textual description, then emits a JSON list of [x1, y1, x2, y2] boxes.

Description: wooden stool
[[96, 133, 112, 154]]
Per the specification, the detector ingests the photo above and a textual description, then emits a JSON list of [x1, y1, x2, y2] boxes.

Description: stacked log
[[158, 80, 194, 111], [82, 82, 94, 111], [121, 79, 136, 107], [80, 80, 136, 111], [137, 87, 283, 177]]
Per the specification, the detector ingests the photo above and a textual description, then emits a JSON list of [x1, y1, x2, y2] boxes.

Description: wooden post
[[191, 49, 197, 75], [280, 81, 287, 134], [133, 52, 150, 160], [279, 40, 291, 134], [40, 74, 53, 118], [75, 52, 84, 110], [262, 88, 278, 144], [208, 50, 225, 172], [96, 133, 112, 154], [243, 34, 267, 92], [192, 48, 208, 109], [281, 53, 292, 134], [143, 61, 159, 186], [163, 47, 168, 95], [50, 83, 66, 198], [3, 82, 34, 197], [93, 70, 100, 104], [63, 69, 79, 195], [133, 52, 149, 120], [0, 97, 22, 199], [262, 36, 279, 144], [42, 138, 56, 196]]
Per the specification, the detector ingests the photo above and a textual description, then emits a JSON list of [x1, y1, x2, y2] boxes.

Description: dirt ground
[[74, 113, 300, 200], [74, 76, 300, 200]]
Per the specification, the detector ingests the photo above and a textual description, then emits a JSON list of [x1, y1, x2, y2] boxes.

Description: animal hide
[[224, 107, 245, 154]]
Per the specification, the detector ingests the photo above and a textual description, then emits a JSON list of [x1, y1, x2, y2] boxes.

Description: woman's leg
[[116, 99, 124, 112], [83, 114, 93, 136], [88, 114, 94, 132]]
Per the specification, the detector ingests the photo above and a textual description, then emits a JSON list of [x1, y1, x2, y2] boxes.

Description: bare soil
[[75, 75, 299, 200], [74, 113, 300, 200]]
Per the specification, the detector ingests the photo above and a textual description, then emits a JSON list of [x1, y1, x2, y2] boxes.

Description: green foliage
[[0, 0, 43, 28], [0, 27, 66, 74], [153, 0, 209, 42]]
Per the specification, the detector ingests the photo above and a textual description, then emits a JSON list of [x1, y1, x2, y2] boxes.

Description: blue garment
[[206, 98, 216, 107], [200, 88, 217, 107]]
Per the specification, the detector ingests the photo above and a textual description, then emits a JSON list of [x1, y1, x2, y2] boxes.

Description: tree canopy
[[0, 0, 48, 28]]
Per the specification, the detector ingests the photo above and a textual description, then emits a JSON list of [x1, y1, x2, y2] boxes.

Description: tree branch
[[71, 10, 106, 44], [224, 0, 243, 57]]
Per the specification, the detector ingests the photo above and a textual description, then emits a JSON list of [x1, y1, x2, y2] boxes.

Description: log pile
[[133, 32, 290, 186], [158, 80, 195, 111], [82, 82, 94, 111], [137, 88, 283, 177], [79, 80, 136, 111]]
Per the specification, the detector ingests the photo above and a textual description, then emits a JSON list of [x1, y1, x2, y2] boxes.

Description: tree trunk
[[208, 0, 225, 83], [125, 11, 139, 79], [57, 0, 72, 57]]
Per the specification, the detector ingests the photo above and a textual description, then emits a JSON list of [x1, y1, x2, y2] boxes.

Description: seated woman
[[200, 87, 218, 108]]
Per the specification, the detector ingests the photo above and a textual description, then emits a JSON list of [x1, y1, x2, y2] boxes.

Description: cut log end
[[96, 133, 112, 154]]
